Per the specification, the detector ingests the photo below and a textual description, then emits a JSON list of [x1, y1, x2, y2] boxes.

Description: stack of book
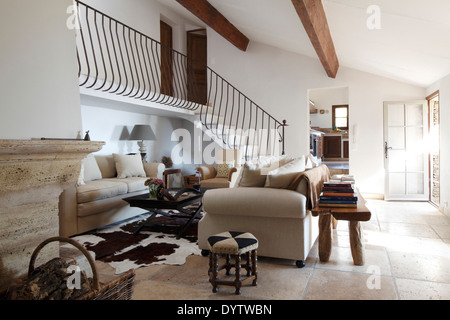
[[319, 181, 358, 208]]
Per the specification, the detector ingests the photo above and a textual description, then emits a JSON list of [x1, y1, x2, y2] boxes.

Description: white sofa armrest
[[144, 162, 165, 180]]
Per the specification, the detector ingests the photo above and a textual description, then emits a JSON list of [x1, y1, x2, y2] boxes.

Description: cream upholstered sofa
[[59, 153, 165, 237], [198, 155, 329, 267]]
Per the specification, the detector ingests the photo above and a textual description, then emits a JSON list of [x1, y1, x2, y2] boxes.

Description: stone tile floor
[[94, 200, 450, 300]]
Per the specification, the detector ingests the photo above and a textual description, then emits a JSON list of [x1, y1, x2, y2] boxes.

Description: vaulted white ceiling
[[158, 0, 450, 87]]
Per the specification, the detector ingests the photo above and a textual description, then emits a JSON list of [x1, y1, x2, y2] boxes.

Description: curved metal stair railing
[[75, 0, 286, 159]]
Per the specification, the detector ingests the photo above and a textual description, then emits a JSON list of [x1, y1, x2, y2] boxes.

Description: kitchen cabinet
[[323, 134, 349, 159], [324, 136, 341, 158]]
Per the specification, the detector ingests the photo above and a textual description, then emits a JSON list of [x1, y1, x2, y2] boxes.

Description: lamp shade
[[128, 125, 156, 141]]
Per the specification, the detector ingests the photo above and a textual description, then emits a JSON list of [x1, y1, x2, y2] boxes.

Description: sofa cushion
[[200, 177, 230, 189], [77, 180, 128, 204], [103, 177, 147, 193], [203, 187, 308, 219], [95, 155, 116, 178], [82, 154, 102, 182], [236, 156, 292, 188], [264, 156, 306, 189], [113, 153, 146, 178], [236, 161, 270, 187]]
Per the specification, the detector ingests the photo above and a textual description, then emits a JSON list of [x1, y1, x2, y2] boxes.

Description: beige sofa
[[59, 153, 165, 237], [198, 156, 329, 267]]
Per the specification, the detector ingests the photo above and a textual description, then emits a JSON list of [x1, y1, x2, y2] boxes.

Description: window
[[332, 105, 349, 130]]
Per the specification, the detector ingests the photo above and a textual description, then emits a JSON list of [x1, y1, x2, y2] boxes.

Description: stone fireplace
[[0, 139, 104, 291]]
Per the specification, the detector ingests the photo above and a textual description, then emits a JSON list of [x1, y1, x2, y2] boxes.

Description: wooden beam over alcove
[[176, 0, 250, 52], [292, 0, 339, 78]]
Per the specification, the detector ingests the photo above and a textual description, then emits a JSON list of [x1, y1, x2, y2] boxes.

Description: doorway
[[187, 29, 207, 104], [383, 100, 429, 201], [160, 21, 173, 97], [308, 87, 350, 176], [427, 91, 440, 206]]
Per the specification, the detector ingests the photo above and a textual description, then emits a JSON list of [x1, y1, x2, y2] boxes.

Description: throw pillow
[[237, 157, 275, 187], [216, 161, 235, 178], [95, 155, 117, 178], [264, 156, 306, 189], [82, 154, 102, 182], [305, 155, 313, 169], [308, 154, 319, 167], [113, 153, 146, 179], [77, 163, 86, 186]]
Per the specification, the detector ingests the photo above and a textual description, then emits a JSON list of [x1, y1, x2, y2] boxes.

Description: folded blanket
[[287, 164, 330, 210]]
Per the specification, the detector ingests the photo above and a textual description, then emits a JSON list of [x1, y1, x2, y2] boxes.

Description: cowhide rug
[[70, 212, 201, 275]]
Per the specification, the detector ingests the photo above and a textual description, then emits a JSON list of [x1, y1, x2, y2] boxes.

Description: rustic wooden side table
[[311, 190, 371, 266], [183, 174, 201, 188]]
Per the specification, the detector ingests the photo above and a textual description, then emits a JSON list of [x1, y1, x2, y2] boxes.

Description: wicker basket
[[26, 236, 135, 300]]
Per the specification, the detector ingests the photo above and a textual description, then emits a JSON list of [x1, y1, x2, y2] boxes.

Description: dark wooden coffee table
[[311, 189, 371, 265], [123, 188, 204, 239]]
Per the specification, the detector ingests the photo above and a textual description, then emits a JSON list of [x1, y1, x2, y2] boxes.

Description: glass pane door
[[383, 101, 428, 200]]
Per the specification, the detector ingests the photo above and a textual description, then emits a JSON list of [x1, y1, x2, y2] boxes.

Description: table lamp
[[128, 125, 156, 161]]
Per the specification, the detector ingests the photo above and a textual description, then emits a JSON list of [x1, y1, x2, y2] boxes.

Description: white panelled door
[[383, 101, 429, 200]]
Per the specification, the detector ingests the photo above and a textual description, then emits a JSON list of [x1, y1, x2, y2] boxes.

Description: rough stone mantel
[[0, 139, 104, 193], [0, 139, 104, 291]]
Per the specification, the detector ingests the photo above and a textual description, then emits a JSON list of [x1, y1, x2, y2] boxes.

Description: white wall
[[427, 75, 450, 217], [0, 0, 82, 139], [81, 105, 182, 161], [207, 33, 426, 196]]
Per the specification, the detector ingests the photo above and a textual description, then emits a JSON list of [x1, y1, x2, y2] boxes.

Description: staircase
[[74, 1, 286, 160]]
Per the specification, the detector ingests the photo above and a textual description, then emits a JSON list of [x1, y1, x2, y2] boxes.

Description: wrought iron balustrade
[[75, 0, 286, 158]]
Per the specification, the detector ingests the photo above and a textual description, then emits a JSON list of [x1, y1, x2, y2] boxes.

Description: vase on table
[[149, 186, 157, 199]]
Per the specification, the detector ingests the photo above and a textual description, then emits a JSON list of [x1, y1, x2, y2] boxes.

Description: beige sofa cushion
[[113, 153, 146, 178], [236, 161, 270, 187], [200, 177, 230, 189], [77, 180, 128, 204], [104, 177, 147, 193], [236, 156, 293, 188], [264, 156, 305, 189], [203, 187, 307, 219], [95, 155, 116, 178]]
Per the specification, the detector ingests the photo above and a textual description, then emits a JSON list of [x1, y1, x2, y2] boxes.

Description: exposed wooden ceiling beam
[[291, 0, 339, 78], [175, 0, 250, 52]]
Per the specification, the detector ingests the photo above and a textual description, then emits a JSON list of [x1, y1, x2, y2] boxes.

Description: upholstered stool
[[207, 231, 258, 295]]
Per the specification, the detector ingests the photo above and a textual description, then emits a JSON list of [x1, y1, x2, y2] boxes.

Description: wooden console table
[[311, 190, 371, 265]]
